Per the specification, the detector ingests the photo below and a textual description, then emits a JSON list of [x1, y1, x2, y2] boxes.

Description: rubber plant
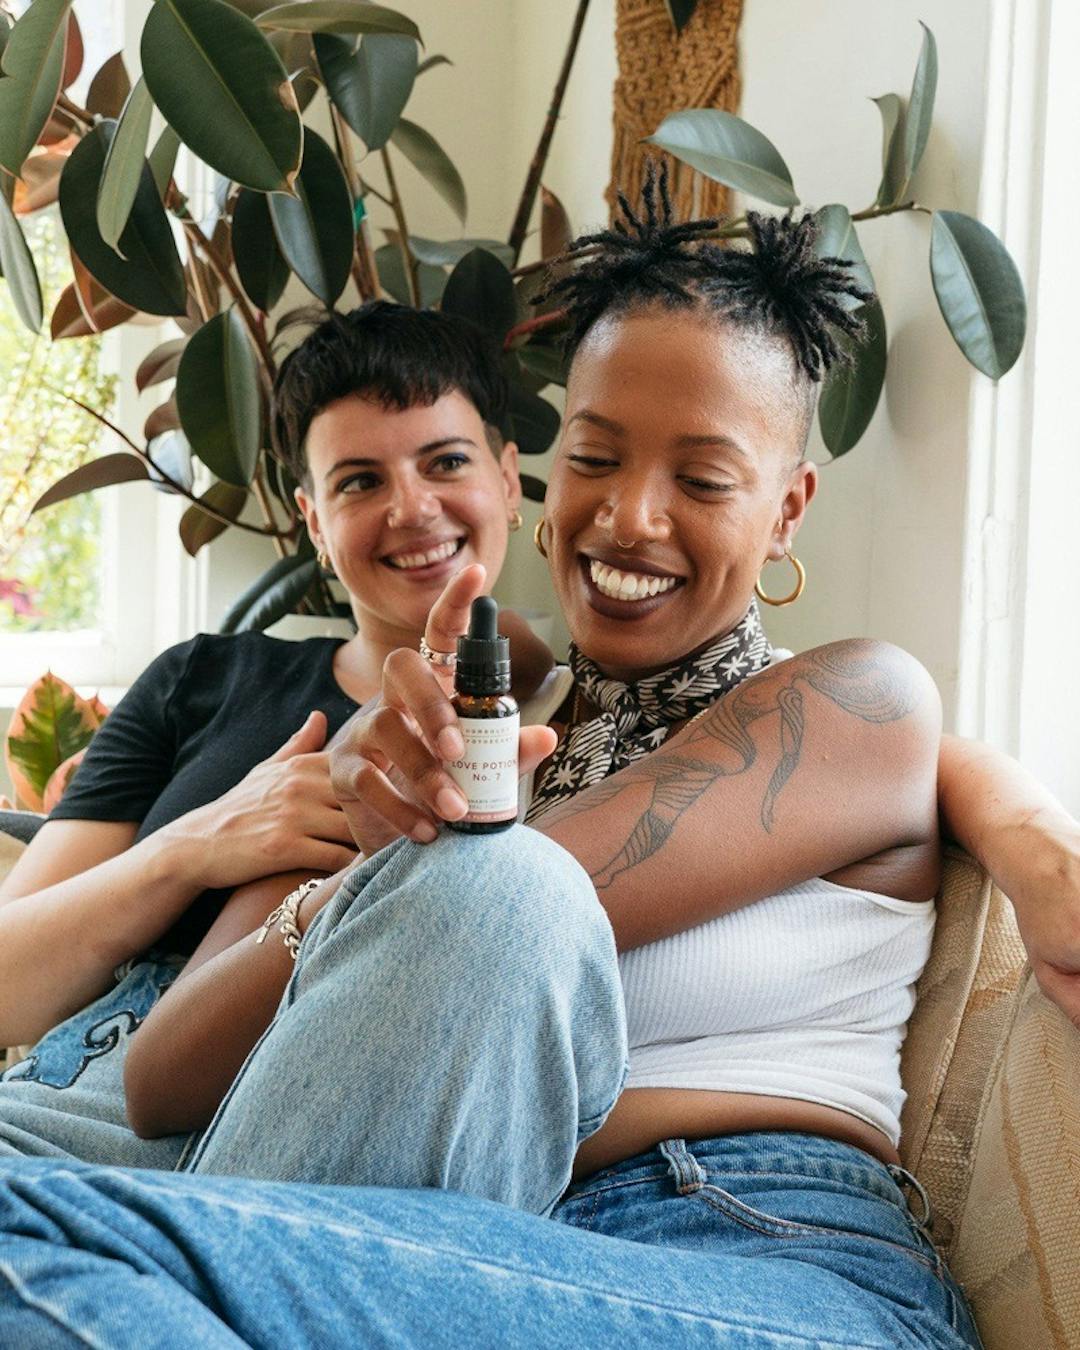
[[0, 5, 1025, 632]]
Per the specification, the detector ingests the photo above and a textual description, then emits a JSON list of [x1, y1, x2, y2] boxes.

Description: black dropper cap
[[455, 596, 510, 696]]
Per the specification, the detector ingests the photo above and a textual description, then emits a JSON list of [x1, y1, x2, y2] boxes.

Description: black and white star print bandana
[[525, 602, 772, 823]]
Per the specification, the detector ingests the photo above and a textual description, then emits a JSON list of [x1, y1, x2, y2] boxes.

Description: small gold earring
[[317, 548, 333, 575], [755, 549, 805, 607], [509, 509, 523, 533], [533, 516, 548, 559]]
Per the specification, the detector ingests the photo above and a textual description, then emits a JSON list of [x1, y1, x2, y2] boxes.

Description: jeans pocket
[[694, 1182, 943, 1273]]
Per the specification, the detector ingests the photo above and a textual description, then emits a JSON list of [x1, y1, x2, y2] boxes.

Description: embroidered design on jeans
[[2, 963, 178, 1089]]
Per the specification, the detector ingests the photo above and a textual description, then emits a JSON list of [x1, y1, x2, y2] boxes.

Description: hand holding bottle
[[329, 564, 558, 855]]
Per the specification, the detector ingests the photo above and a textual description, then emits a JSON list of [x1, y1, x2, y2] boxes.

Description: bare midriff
[[572, 1086, 901, 1181]]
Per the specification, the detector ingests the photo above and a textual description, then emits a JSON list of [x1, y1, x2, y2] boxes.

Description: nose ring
[[614, 536, 636, 550]]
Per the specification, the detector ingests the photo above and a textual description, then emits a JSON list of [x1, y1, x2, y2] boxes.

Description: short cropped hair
[[272, 301, 510, 485], [537, 162, 874, 456]]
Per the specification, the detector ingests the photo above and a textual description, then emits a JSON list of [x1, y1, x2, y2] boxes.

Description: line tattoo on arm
[[540, 641, 924, 891]]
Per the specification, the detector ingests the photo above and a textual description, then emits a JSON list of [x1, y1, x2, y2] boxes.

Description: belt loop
[[887, 1164, 934, 1231], [659, 1138, 707, 1195]]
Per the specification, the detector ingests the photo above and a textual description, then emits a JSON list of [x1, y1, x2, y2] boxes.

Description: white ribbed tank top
[[519, 663, 935, 1149], [618, 878, 935, 1147]]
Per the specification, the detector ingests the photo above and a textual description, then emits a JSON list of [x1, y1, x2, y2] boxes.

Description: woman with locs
[[1, 175, 1077, 1347]]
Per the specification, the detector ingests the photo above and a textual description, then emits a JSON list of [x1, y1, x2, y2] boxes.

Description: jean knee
[[429, 826, 608, 951]]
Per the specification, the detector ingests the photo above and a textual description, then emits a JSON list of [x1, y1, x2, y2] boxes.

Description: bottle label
[[445, 713, 520, 822]]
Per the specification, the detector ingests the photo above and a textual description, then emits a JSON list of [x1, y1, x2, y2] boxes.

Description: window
[[0, 0, 191, 694]]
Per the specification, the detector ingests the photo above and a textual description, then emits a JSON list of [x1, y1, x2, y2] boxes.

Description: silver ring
[[419, 637, 457, 668]]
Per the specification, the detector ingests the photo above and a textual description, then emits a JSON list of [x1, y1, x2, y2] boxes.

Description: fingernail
[[436, 787, 467, 819], [437, 727, 464, 760], [412, 821, 439, 844]]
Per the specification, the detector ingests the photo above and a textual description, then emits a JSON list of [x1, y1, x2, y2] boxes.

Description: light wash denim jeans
[[0, 828, 982, 1347], [0, 1134, 982, 1348], [179, 826, 630, 1213]]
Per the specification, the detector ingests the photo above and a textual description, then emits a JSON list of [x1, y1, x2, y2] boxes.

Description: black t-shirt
[[50, 632, 361, 955]]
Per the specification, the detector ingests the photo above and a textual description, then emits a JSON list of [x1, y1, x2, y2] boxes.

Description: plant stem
[[503, 310, 567, 348], [507, 0, 591, 265], [50, 388, 290, 538], [251, 468, 290, 559], [379, 146, 420, 306], [357, 177, 393, 209], [55, 93, 94, 130], [851, 200, 930, 221], [329, 105, 379, 301]]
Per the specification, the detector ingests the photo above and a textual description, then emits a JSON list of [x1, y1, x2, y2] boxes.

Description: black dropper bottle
[[445, 596, 519, 834]]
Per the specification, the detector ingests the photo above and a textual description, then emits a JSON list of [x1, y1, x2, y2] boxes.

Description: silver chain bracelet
[[255, 878, 323, 962]]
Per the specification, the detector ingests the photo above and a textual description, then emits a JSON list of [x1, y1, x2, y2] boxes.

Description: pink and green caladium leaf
[[3, 673, 108, 812]]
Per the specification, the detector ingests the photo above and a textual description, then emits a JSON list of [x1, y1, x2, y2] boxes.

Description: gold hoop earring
[[317, 548, 334, 576], [533, 516, 548, 559], [508, 509, 523, 533], [755, 549, 805, 607]]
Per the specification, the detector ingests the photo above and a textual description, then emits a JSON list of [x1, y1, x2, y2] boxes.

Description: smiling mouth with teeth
[[588, 558, 681, 601], [385, 539, 464, 570]]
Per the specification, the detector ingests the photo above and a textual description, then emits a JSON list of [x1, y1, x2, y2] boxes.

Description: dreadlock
[[538, 161, 873, 386]]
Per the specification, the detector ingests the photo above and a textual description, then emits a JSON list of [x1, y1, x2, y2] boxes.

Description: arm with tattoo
[[534, 639, 940, 950]]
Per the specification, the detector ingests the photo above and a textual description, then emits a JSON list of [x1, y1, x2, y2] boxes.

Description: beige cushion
[[900, 848, 1080, 1350], [950, 970, 1080, 1349], [900, 848, 1029, 1250]]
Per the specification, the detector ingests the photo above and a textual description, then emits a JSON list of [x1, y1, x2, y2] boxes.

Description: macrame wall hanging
[[609, 0, 744, 221]]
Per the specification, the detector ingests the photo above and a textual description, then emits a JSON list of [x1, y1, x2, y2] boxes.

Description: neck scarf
[[525, 602, 772, 823]]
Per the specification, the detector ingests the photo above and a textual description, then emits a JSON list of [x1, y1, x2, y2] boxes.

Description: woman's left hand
[[1009, 822, 1080, 1028], [937, 735, 1080, 1028]]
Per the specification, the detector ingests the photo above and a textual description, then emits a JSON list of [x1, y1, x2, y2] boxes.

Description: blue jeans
[[180, 827, 629, 1212], [0, 1134, 981, 1347], [0, 829, 981, 1346]]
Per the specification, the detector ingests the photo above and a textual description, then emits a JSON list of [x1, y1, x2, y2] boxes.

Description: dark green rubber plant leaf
[[390, 117, 466, 224], [59, 122, 187, 316], [645, 108, 798, 208], [818, 299, 887, 458], [373, 242, 445, 306], [507, 383, 561, 457], [409, 235, 513, 267], [901, 23, 937, 198], [96, 76, 154, 254], [517, 337, 567, 390], [416, 54, 450, 77], [218, 552, 320, 633], [179, 480, 250, 556], [315, 30, 417, 151], [176, 308, 262, 485], [872, 93, 905, 208], [0, 0, 71, 176], [233, 187, 291, 311], [441, 248, 516, 344], [148, 124, 181, 198], [142, 0, 302, 193], [664, 0, 699, 33], [268, 127, 353, 305], [0, 187, 43, 331], [257, 2, 420, 42], [520, 473, 547, 504], [813, 204, 876, 310], [929, 210, 1026, 379]]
